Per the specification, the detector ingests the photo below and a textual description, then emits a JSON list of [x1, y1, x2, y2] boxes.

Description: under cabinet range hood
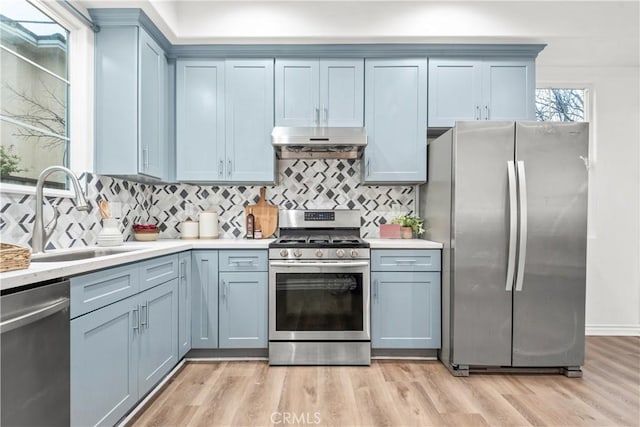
[[271, 127, 367, 159]]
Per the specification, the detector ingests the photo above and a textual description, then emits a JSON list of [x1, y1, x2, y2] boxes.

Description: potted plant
[[390, 215, 425, 239]]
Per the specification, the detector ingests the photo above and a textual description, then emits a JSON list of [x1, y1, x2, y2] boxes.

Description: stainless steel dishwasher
[[1, 279, 70, 426]]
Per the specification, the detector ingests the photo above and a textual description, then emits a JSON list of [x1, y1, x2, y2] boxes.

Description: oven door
[[269, 260, 370, 341]]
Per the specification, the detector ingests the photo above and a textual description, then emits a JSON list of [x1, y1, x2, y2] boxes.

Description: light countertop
[[1, 237, 442, 291]]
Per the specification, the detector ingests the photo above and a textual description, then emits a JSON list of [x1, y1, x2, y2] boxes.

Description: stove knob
[[315, 249, 324, 258], [350, 249, 359, 258], [336, 249, 346, 258], [279, 249, 289, 258], [293, 249, 302, 258]]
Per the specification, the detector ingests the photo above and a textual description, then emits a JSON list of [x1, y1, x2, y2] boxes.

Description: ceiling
[[73, 1, 639, 67]]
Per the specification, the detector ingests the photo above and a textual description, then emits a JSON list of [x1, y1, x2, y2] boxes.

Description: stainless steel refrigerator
[[419, 121, 588, 377]]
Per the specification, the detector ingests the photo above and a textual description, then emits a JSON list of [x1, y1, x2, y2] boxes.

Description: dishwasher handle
[[0, 298, 69, 334]]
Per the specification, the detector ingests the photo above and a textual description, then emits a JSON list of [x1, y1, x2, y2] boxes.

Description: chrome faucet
[[31, 166, 89, 253]]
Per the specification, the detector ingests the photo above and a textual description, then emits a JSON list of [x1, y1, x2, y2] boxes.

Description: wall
[[0, 160, 416, 248]]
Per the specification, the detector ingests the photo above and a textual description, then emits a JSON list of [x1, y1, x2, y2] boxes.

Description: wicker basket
[[0, 243, 31, 273]]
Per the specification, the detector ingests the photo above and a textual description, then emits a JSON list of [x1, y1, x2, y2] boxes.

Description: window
[[1, 0, 93, 196], [535, 88, 586, 122], [1, 0, 70, 189]]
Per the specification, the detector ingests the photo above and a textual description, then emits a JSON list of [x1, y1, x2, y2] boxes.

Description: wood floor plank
[[131, 337, 640, 427]]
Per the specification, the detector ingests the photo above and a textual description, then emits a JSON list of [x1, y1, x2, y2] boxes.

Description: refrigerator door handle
[[506, 161, 518, 291], [515, 160, 528, 292]]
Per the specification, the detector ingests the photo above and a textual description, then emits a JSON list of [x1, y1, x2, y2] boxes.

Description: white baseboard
[[585, 324, 640, 336]]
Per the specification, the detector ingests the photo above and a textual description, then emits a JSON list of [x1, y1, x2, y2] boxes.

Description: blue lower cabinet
[[191, 251, 219, 348], [371, 271, 441, 349], [138, 279, 179, 397], [71, 296, 138, 427], [218, 271, 268, 348], [71, 279, 179, 426]]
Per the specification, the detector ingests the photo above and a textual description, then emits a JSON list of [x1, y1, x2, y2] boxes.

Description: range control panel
[[304, 211, 335, 222]]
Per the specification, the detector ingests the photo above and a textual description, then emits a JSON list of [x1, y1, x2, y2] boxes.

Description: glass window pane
[[1, 0, 69, 190], [1, 120, 68, 189], [1, 48, 68, 138], [536, 88, 585, 122], [0, 0, 68, 79]]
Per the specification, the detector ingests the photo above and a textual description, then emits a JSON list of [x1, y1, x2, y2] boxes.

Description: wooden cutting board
[[244, 187, 278, 238]]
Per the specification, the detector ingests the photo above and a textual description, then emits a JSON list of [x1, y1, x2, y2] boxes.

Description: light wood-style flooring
[[131, 337, 639, 426]]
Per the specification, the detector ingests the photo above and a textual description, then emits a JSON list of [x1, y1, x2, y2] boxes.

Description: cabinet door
[[139, 28, 166, 179], [428, 58, 482, 127], [319, 59, 364, 126], [191, 251, 219, 348], [482, 60, 535, 120], [71, 297, 138, 426], [371, 271, 441, 349], [138, 279, 178, 397], [176, 60, 225, 181], [225, 59, 275, 182], [364, 58, 428, 183], [94, 26, 138, 176], [178, 252, 192, 359], [275, 59, 319, 126], [219, 272, 268, 348]]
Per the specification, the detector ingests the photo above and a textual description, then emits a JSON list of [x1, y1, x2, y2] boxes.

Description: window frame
[[0, 0, 94, 198]]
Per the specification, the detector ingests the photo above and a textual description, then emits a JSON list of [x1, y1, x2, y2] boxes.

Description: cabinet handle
[[140, 301, 148, 329], [315, 107, 320, 126], [395, 259, 417, 264], [228, 160, 232, 178], [476, 105, 480, 120], [219, 160, 224, 178], [221, 279, 228, 309], [143, 147, 149, 170], [322, 104, 328, 124], [231, 258, 255, 266], [180, 259, 187, 280], [366, 159, 370, 177], [133, 305, 140, 332], [485, 105, 489, 120], [373, 279, 379, 302]]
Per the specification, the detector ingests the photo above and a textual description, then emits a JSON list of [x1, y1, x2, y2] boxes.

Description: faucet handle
[[44, 207, 61, 243]]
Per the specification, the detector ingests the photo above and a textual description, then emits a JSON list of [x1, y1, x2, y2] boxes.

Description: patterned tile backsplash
[[0, 159, 416, 249]]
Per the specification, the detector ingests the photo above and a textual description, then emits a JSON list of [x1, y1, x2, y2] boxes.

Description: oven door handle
[[269, 261, 370, 268]]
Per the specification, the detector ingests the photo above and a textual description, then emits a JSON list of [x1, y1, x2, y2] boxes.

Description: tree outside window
[[1, 0, 69, 189], [536, 88, 586, 122]]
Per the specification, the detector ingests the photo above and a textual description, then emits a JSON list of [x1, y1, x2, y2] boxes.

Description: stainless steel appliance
[[271, 127, 367, 159], [269, 209, 371, 365], [420, 121, 588, 376], [1, 279, 70, 425]]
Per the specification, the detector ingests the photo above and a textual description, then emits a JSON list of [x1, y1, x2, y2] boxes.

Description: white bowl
[[133, 232, 159, 241]]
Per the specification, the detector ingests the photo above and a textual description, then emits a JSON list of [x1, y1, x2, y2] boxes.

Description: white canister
[[198, 211, 219, 239], [181, 221, 199, 239], [97, 218, 124, 246]]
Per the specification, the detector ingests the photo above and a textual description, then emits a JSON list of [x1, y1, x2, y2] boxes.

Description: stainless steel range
[[268, 209, 371, 365]]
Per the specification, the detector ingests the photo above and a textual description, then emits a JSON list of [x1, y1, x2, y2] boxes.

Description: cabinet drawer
[[219, 250, 267, 272], [138, 254, 179, 291], [71, 264, 139, 319], [371, 250, 441, 272]]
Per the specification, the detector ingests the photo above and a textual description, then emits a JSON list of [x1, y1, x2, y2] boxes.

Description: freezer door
[[512, 122, 588, 367], [451, 121, 515, 367]]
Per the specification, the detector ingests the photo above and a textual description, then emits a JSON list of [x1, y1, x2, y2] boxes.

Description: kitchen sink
[[31, 248, 142, 263]]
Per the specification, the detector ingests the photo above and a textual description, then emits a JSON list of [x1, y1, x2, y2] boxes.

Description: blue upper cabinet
[[95, 26, 168, 181], [363, 58, 428, 184], [176, 60, 225, 181], [176, 59, 275, 183], [225, 60, 275, 182], [275, 59, 363, 127], [275, 59, 319, 126], [428, 58, 535, 127]]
